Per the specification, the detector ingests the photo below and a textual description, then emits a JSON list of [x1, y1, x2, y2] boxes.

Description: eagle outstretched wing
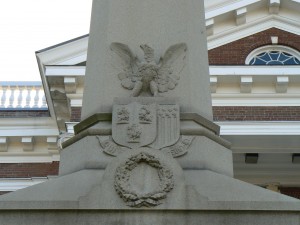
[[110, 43, 139, 90], [157, 43, 187, 93]]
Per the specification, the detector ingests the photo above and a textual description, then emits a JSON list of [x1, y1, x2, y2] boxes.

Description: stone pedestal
[[0, 111, 299, 224], [0, 0, 299, 224]]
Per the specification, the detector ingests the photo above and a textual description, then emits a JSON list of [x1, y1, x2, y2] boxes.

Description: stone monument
[[0, 0, 299, 224]]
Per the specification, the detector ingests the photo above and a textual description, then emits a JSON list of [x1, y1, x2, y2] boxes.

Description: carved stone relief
[[126, 124, 142, 143], [112, 102, 157, 149], [149, 104, 180, 150], [110, 43, 187, 97], [97, 136, 126, 156], [99, 98, 193, 207], [112, 100, 180, 149], [116, 107, 130, 124], [97, 135, 194, 158], [114, 152, 174, 207], [139, 105, 153, 123], [162, 136, 195, 158]]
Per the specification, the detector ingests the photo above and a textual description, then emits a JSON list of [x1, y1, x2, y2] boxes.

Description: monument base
[[0, 210, 299, 225], [0, 167, 299, 224], [0, 115, 299, 223]]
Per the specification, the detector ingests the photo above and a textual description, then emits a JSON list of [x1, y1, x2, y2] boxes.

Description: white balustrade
[[0, 82, 47, 109]]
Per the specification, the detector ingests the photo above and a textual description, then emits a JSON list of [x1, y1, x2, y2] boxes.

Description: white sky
[[0, 0, 93, 81]]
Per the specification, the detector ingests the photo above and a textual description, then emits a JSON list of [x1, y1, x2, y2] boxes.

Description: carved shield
[[112, 102, 157, 149], [149, 104, 180, 149]]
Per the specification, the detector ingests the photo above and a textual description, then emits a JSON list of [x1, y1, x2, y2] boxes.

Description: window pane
[[249, 50, 300, 65], [284, 58, 298, 65], [269, 52, 280, 60]]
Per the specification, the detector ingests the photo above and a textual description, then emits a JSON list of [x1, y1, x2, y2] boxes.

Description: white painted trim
[[0, 177, 57, 192], [210, 65, 300, 76], [43, 66, 300, 106], [217, 121, 300, 135], [245, 45, 300, 64], [69, 98, 83, 107], [56, 53, 87, 65], [205, 0, 260, 19], [0, 155, 60, 164], [36, 55, 57, 124], [45, 65, 300, 77], [65, 121, 300, 136], [207, 16, 300, 49], [0, 118, 59, 137], [45, 66, 86, 76], [36, 37, 88, 66], [212, 94, 300, 106]]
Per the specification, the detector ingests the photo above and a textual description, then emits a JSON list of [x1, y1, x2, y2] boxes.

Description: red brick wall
[[70, 107, 82, 122], [0, 162, 59, 178], [0, 110, 50, 118], [213, 106, 300, 121], [280, 187, 300, 200], [208, 28, 300, 65]]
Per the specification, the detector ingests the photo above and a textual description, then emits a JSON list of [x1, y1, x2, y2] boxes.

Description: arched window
[[245, 45, 300, 65]]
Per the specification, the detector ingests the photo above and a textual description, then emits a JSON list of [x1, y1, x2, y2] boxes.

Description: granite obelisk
[[82, 0, 212, 121]]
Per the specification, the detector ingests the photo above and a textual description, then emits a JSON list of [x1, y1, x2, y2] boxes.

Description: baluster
[[25, 87, 32, 108], [17, 86, 24, 108], [41, 90, 47, 108], [8, 86, 16, 108], [33, 87, 40, 108], [0, 86, 7, 108]]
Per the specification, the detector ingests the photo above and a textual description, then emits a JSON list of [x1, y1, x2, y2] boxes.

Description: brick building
[[0, 0, 300, 198]]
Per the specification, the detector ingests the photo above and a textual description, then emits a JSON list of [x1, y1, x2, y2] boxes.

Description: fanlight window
[[246, 46, 300, 65]]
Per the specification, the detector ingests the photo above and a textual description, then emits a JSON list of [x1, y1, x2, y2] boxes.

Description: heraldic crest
[[111, 99, 180, 150]]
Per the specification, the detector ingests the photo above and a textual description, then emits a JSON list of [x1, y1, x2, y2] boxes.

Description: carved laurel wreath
[[114, 152, 174, 207]]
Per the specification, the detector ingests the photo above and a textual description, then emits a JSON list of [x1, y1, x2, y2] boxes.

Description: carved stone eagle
[[110, 43, 187, 97]]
